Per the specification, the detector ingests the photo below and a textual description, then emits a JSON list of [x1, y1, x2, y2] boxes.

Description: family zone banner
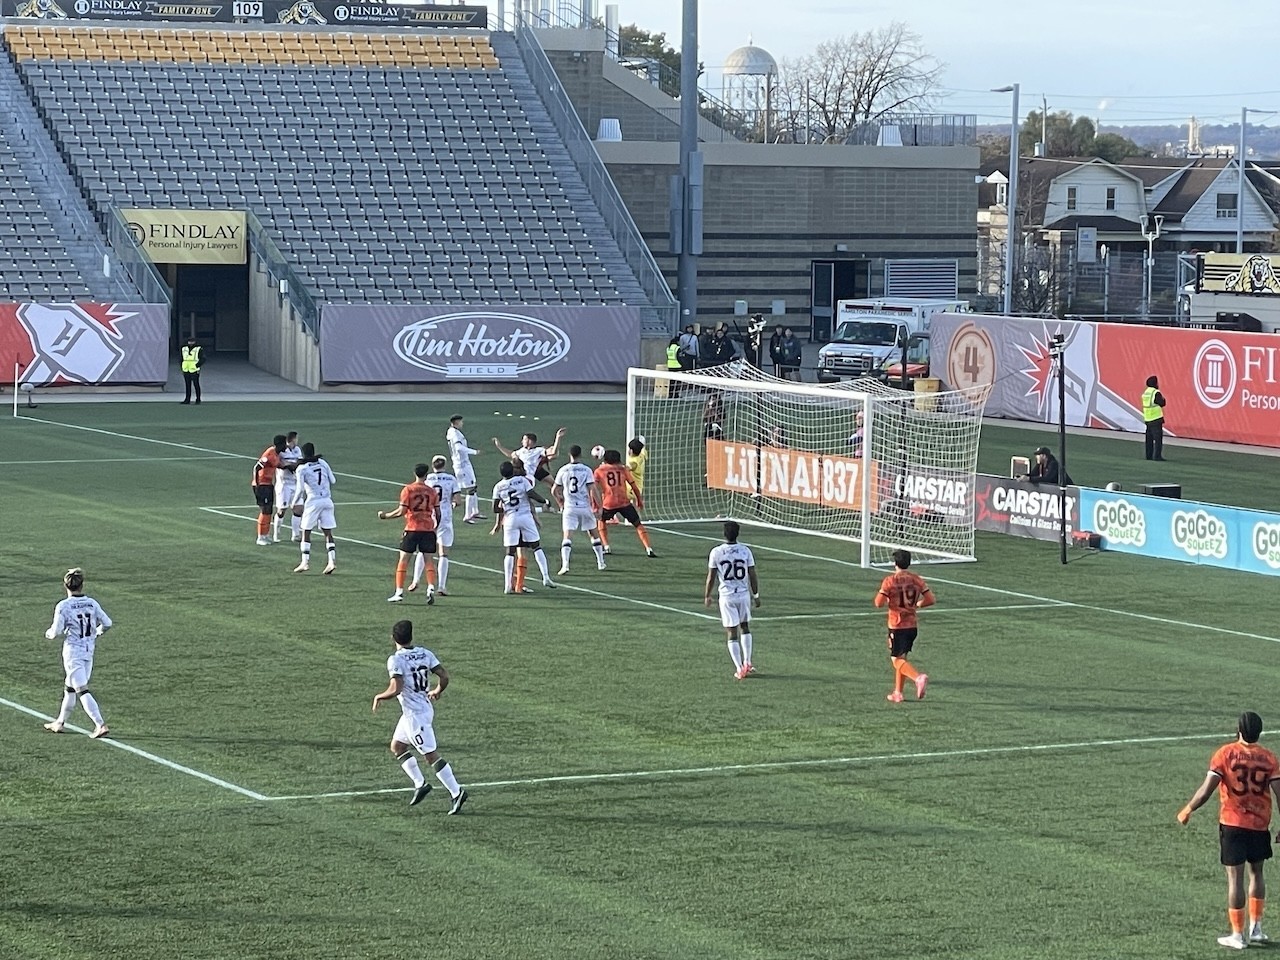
[[931, 314, 1280, 448], [319, 306, 642, 384], [2, 303, 170, 386]]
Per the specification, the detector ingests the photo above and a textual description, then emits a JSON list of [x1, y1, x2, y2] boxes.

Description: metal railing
[[842, 114, 978, 147], [105, 207, 171, 307], [514, 21, 677, 335], [247, 210, 319, 340]]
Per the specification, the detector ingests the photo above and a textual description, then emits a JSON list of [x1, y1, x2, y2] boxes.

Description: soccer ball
[[590, 444, 606, 459]]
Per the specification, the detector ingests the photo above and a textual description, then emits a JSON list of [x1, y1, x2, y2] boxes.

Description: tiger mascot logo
[[1224, 254, 1280, 294], [277, 0, 325, 23], [14, 0, 70, 18]]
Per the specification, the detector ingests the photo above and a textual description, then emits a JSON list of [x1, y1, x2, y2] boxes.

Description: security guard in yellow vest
[[1141, 374, 1166, 461], [180, 337, 204, 405], [666, 337, 683, 398]]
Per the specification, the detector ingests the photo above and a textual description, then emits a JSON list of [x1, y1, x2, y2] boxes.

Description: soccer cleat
[[256, 535, 271, 546], [407, 582, 419, 593], [504, 587, 515, 595], [1250, 926, 1269, 944], [387, 591, 404, 603], [426, 587, 436, 606], [293, 562, 309, 573], [646, 549, 658, 558], [734, 664, 750, 680], [542, 579, 557, 589], [557, 566, 570, 576], [447, 788, 469, 815], [602, 546, 612, 555], [323, 563, 336, 575], [272, 534, 280, 543], [43, 720, 64, 733], [746, 662, 756, 674], [886, 691, 904, 703], [90, 725, 110, 740], [915, 673, 929, 700], [409, 783, 432, 807], [519, 587, 534, 594], [438, 589, 449, 597], [1218, 932, 1248, 950], [597, 561, 607, 571], [290, 532, 301, 542]]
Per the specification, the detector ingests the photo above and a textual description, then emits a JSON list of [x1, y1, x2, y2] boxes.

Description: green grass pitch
[[1, 398, 1277, 960]]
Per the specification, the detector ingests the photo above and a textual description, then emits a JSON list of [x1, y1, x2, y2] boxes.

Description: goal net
[[626, 364, 987, 566]]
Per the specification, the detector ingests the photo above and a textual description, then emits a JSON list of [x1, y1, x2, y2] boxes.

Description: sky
[[492, 0, 1280, 134]]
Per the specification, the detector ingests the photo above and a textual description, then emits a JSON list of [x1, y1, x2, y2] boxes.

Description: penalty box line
[[0, 695, 268, 801], [263, 729, 1237, 803]]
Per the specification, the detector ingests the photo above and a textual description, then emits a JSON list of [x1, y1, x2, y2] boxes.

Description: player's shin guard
[[412, 552, 426, 586], [78, 691, 105, 727], [741, 632, 753, 664], [727, 640, 744, 671], [257, 514, 270, 536], [591, 538, 605, 564], [56, 689, 76, 723], [515, 555, 528, 592], [395, 558, 408, 590], [561, 539, 572, 569], [425, 560, 436, 587], [533, 549, 551, 581], [299, 542, 311, 563], [466, 493, 479, 518], [431, 756, 461, 796], [503, 554, 515, 592], [438, 556, 449, 591], [326, 541, 336, 566], [271, 511, 281, 540], [395, 751, 426, 787]]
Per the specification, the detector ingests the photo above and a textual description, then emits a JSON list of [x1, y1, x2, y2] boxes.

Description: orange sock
[[896, 658, 919, 681], [890, 658, 906, 695], [426, 563, 437, 587], [515, 556, 528, 592], [395, 559, 407, 590], [258, 515, 270, 536], [596, 523, 610, 548], [1230, 907, 1247, 935], [1250, 897, 1265, 926], [636, 526, 652, 550]]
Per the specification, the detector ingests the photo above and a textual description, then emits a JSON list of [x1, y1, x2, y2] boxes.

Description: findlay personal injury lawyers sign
[[123, 209, 246, 265]]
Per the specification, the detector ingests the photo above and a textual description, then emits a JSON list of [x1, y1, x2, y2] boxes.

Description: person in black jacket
[[701, 328, 735, 368], [1023, 445, 1072, 486]]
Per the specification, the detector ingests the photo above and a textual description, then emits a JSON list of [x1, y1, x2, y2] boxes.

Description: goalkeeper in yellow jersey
[[627, 436, 649, 499]]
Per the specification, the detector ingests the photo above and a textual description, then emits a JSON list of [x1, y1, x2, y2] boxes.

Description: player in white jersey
[[43, 567, 113, 738], [491, 459, 556, 593], [493, 428, 566, 510], [552, 444, 606, 575], [446, 414, 486, 524], [372, 619, 468, 813], [272, 431, 303, 542], [704, 521, 760, 680], [410, 456, 461, 596], [290, 442, 337, 574]]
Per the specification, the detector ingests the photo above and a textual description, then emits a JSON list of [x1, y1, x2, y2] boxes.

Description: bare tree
[[777, 24, 941, 144]]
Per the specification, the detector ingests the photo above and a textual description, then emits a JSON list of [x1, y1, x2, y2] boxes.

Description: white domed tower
[[722, 39, 778, 142]]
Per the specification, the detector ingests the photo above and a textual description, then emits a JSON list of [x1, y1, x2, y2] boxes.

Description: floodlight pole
[[675, 0, 701, 330], [992, 84, 1020, 316], [1052, 333, 1067, 565], [1238, 107, 1247, 254]]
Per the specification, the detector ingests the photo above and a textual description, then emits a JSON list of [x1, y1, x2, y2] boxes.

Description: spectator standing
[[677, 324, 700, 371], [1142, 375, 1167, 461], [768, 325, 785, 376], [778, 327, 802, 381], [702, 328, 735, 368]]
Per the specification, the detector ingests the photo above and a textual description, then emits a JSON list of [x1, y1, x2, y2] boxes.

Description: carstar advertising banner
[[973, 474, 1078, 541], [319, 305, 641, 384], [1079, 489, 1280, 578], [1, 303, 169, 386], [932, 314, 1280, 448]]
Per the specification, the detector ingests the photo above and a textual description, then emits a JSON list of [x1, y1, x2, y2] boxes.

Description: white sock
[[79, 692, 105, 726], [400, 754, 426, 787], [299, 542, 311, 563], [271, 512, 280, 539], [534, 549, 551, 580], [56, 690, 76, 723], [741, 632, 753, 664], [291, 515, 301, 537], [438, 556, 449, 590], [592, 539, 605, 564], [727, 640, 744, 671], [432, 757, 461, 796], [411, 553, 426, 586], [326, 541, 336, 565], [503, 554, 515, 590], [466, 493, 478, 517], [561, 540, 572, 568]]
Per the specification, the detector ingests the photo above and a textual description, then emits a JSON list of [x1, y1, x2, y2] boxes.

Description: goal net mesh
[[626, 364, 987, 566]]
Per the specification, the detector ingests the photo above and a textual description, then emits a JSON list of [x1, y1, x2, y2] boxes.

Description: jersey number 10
[[411, 665, 432, 693]]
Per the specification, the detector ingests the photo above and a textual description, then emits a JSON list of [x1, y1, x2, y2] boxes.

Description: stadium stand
[[4, 24, 652, 311]]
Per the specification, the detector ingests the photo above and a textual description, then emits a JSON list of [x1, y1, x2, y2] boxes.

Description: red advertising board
[[931, 315, 1280, 449], [0, 302, 170, 386]]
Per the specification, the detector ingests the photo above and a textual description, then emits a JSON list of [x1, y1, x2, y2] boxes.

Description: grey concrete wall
[[248, 253, 319, 390]]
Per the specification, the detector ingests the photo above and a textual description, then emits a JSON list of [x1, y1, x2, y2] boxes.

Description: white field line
[[198, 506, 721, 622], [650, 527, 1280, 645], [0, 455, 234, 465], [0, 695, 267, 800], [754, 602, 1065, 622], [262, 729, 1236, 802], [203, 500, 390, 510]]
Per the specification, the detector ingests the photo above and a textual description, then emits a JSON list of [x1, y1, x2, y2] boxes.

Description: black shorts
[[887, 628, 918, 658], [399, 530, 438, 554], [1221, 824, 1273, 866], [253, 484, 275, 515], [534, 465, 550, 482], [601, 505, 642, 527]]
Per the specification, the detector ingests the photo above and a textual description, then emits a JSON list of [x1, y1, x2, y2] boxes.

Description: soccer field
[[2, 398, 1277, 960]]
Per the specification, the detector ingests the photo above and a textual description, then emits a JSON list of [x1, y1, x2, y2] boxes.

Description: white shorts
[[276, 479, 297, 509], [437, 520, 454, 549], [562, 508, 597, 533], [62, 651, 93, 689], [719, 593, 752, 629], [502, 513, 540, 547], [453, 462, 476, 489], [394, 710, 437, 754], [301, 497, 337, 531]]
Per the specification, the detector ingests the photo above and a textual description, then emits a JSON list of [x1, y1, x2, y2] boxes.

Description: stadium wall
[[248, 254, 320, 391]]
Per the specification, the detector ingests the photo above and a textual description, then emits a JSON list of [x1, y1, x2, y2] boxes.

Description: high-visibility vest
[[181, 345, 200, 373], [666, 343, 682, 370], [1141, 386, 1162, 422]]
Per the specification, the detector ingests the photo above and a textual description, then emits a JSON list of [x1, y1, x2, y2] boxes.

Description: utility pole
[[671, 0, 702, 331]]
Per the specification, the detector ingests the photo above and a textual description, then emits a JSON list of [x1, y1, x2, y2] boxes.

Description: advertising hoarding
[[1, 303, 170, 386]]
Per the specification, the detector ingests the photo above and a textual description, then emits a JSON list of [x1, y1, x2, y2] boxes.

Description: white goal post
[[625, 365, 987, 566]]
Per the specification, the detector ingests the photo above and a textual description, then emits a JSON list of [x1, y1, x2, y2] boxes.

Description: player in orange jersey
[[378, 463, 442, 606], [873, 549, 935, 703], [593, 449, 656, 558], [252, 434, 286, 547], [1178, 711, 1280, 950]]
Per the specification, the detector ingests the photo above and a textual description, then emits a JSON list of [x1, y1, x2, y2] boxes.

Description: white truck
[[816, 298, 969, 383]]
